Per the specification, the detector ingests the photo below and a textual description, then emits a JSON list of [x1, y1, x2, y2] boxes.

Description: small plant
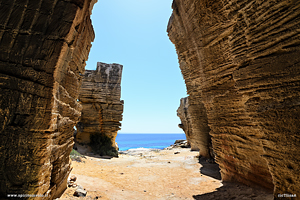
[[89, 134, 118, 157], [70, 149, 85, 162]]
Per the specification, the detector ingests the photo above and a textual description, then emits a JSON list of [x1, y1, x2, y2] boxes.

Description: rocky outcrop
[[0, 0, 96, 199], [168, 0, 300, 198], [76, 62, 123, 156], [177, 98, 193, 147], [177, 97, 212, 158]]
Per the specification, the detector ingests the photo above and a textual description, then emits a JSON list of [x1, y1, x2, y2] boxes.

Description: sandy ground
[[59, 148, 273, 200]]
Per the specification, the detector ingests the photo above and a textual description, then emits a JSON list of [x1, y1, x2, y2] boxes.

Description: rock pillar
[[76, 62, 123, 157]]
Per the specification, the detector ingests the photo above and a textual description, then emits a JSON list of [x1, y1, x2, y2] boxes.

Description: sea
[[116, 133, 186, 151]]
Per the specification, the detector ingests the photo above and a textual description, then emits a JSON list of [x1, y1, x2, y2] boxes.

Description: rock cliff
[[168, 0, 300, 198], [0, 0, 96, 199], [76, 62, 123, 157], [177, 97, 213, 158]]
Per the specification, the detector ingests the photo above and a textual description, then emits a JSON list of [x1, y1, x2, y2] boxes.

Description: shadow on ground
[[193, 182, 273, 200], [198, 157, 222, 180], [195, 158, 273, 200]]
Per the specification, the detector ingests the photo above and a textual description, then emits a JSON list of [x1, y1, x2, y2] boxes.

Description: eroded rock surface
[[76, 62, 123, 156], [0, 0, 96, 199], [177, 97, 212, 158], [168, 0, 300, 198]]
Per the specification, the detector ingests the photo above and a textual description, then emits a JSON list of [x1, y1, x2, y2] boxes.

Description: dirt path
[[59, 148, 273, 200]]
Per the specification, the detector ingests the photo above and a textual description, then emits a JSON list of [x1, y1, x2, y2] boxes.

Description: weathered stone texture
[[0, 0, 96, 199], [168, 0, 300, 198], [177, 97, 212, 158], [76, 62, 123, 153]]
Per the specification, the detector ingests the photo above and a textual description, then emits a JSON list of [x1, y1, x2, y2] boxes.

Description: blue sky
[[85, 0, 187, 133]]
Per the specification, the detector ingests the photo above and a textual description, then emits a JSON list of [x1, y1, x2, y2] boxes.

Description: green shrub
[[70, 149, 85, 162], [70, 149, 82, 157], [89, 134, 118, 157]]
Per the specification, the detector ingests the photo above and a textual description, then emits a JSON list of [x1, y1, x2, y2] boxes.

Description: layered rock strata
[[76, 62, 123, 156], [0, 0, 96, 199], [168, 0, 300, 198], [177, 97, 212, 158]]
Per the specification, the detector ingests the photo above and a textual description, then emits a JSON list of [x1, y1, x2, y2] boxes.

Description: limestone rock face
[[177, 97, 212, 158], [168, 0, 300, 197], [76, 62, 123, 155], [0, 0, 96, 199]]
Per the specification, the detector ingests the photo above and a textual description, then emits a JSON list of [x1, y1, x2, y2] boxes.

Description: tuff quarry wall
[[168, 0, 300, 198], [0, 0, 96, 199], [76, 62, 123, 155], [177, 97, 213, 157], [1, 0, 299, 199]]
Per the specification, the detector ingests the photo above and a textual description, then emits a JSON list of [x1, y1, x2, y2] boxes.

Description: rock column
[[76, 62, 124, 157]]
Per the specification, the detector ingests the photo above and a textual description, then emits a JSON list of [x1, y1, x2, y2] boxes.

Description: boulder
[[74, 187, 87, 197]]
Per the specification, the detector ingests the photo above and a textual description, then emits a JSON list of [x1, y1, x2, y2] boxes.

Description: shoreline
[[118, 139, 190, 153], [115, 134, 187, 152]]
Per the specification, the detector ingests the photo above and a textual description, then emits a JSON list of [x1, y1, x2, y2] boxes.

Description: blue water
[[116, 133, 186, 151]]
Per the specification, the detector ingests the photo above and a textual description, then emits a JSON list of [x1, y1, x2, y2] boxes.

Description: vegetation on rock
[[70, 149, 85, 162]]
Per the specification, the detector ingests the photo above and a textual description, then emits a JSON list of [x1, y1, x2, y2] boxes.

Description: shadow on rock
[[198, 157, 221, 180], [72, 144, 115, 160], [193, 182, 273, 200]]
